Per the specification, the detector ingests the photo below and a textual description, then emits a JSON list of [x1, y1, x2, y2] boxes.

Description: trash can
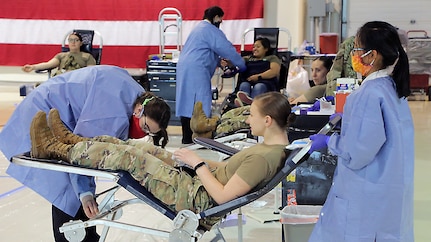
[[280, 205, 322, 242]]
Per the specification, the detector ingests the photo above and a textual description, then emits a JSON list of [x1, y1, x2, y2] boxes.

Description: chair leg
[[210, 225, 227, 242]]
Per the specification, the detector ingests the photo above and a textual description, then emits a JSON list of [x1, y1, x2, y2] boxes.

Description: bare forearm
[[195, 166, 230, 204]]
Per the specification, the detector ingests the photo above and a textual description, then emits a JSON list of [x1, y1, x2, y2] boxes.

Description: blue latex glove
[[325, 96, 335, 104], [309, 134, 330, 154], [330, 112, 342, 129], [307, 100, 320, 111], [330, 112, 342, 120]]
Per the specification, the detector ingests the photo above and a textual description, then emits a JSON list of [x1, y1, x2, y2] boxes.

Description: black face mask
[[212, 21, 221, 28]]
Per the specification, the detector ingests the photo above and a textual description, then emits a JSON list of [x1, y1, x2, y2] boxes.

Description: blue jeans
[[238, 82, 268, 98]]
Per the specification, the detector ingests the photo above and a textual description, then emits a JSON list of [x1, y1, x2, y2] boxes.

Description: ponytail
[[153, 129, 169, 148], [392, 46, 410, 98]]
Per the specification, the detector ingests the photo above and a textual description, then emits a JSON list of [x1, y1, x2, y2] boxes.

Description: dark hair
[[313, 56, 333, 72], [70, 32, 83, 42], [203, 6, 224, 20], [134, 92, 171, 148], [253, 92, 296, 129], [356, 21, 410, 98], [255, 37, 274, 56]]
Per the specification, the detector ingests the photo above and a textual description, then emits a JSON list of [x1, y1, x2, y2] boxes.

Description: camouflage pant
[[216, 106, 250, 135], [70, 136, 215, 216]]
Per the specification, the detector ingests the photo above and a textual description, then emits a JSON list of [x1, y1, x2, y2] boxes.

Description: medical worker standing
[[308, 21, 414, 241], [0, 65, 144, 242], [176, 6, 246, 144]]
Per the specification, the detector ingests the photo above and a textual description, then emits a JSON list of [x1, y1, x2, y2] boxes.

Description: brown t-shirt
[[214, 143, 287, 190]]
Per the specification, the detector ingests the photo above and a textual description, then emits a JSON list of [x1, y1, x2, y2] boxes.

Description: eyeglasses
[[350, 48, 366, 55], [136, 108, 158, 136], [68, 38, 81, 43], [351, 48, 372, 58], [142, 116, 156, 137]]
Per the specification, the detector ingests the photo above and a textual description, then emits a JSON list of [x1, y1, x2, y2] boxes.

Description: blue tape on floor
[[0, 186, 25, 200]]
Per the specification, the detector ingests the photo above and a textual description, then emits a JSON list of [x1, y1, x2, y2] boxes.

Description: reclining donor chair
[[11, 117, 340, 242]]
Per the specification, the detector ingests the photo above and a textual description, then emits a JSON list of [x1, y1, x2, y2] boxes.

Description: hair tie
[[142, 97, 155, 106]]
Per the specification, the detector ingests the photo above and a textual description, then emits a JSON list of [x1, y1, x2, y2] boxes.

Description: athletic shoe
[[237, 91, 253, 105], [234, 98, 244, 107]]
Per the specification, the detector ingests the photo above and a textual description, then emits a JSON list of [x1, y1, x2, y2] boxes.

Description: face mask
[[212, 21, 221, 28], [129, 116, 146, 139], [351, 50, 374, 77]]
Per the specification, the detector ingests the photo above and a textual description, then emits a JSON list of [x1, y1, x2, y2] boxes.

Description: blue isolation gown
[[309, 71, 414, 241], [0, 65, 144, 216], [176, 20, 246, 118]]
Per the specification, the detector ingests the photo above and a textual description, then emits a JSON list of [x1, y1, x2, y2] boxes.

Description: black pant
[[180, 116, 193, 144], [52, 205, 100, 242]]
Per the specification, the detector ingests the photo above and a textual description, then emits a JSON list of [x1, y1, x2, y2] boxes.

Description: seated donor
[[289, 56, 333, 105], [30, 92, 296, 228], [232, 37, 282, 106], [22, 32, 96, 76], [0, 65, 170, 242]]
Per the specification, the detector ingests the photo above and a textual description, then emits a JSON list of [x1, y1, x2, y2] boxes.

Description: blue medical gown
[[0, 65, 144, 217], [309, 76, 414, 241], [176, 21, 246, 118]]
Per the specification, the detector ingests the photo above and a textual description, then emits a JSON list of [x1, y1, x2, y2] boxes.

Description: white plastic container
[[336, 77, 356, 91], [280, 205, 322, 242]]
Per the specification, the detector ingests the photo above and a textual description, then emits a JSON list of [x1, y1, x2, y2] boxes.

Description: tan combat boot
[[48, 109, 90, 144], [190, 102, 219, 138], [30, 111, 72, 161]]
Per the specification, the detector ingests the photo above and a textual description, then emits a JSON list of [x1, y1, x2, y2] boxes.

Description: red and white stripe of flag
[[0, 0, 263, 68]]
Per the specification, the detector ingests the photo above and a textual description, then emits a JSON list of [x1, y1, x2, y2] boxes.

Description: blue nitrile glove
[[330, 112, 342, 129], [307, 100, 320, 111], [325, 96, 335, 104], [309, 134, 330, 154]]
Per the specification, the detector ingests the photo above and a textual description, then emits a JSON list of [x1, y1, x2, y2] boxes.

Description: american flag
[[0, 0, 263, 68]]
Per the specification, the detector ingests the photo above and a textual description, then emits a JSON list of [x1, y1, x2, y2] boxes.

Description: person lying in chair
[[222, 37, 281, 107], [29, 92, 295, 228]]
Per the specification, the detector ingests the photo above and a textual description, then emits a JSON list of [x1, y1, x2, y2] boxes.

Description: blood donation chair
[[11, 116, 340, 242]]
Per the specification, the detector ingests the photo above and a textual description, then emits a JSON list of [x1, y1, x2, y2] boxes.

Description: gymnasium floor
[[0, 66, 430, 241]]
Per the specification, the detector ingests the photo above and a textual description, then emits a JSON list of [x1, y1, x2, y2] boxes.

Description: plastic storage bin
[[281, 205, 321, 242]]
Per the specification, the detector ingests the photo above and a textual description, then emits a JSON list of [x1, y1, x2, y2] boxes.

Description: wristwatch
[[194, 161, 208, 171]]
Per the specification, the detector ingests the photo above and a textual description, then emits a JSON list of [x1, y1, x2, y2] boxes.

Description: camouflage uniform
[[216, 105, 250, 135], [325, 36, 357, 96], [69, 135, 219, 228]]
